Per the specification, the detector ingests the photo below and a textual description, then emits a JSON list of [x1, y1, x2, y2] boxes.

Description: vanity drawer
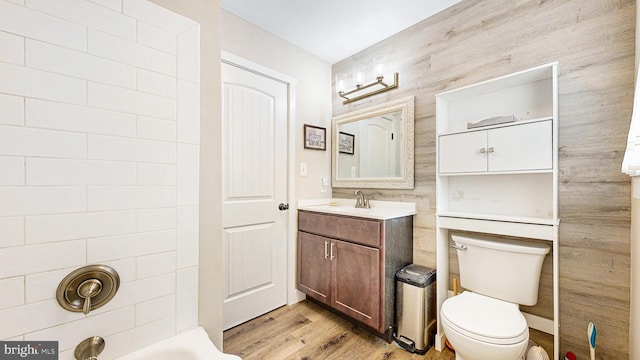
[[298, 210, 381, 248]]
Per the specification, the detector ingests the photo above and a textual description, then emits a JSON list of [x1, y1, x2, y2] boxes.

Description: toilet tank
[[452, 234, 550, 306]]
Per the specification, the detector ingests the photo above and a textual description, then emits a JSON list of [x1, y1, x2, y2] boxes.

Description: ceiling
[[219, 0, 463, 64]]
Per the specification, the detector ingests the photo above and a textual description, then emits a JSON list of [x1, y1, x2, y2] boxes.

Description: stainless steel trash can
[[394, 264, 436, 354]]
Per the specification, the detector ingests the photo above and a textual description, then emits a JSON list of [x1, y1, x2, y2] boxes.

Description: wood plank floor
[[223, 300, 455, 360]]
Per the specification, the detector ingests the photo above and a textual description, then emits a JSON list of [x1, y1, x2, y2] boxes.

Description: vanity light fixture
[[336, 56, 399, 104]]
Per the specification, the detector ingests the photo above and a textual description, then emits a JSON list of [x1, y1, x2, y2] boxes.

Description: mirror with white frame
[[332, 96, 414, 189]]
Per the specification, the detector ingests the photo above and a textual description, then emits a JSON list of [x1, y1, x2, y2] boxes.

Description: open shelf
[[436, 63, 555, 135], [438, 116, 554, 137], [437, 214, 556, 241], [437, 212, 556, 226]]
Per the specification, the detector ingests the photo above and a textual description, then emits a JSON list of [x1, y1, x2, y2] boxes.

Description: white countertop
[[298, 198, 416, 220]]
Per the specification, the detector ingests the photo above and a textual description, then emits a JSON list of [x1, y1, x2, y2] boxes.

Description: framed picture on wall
[[304, 124, 326, 150], [338, 132, 355, 155]]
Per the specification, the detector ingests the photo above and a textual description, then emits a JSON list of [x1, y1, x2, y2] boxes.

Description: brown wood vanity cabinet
[[297, 209, 413, 341]]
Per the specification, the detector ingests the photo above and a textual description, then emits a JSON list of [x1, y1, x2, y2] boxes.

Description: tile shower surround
[[0, 1, 201, 359]]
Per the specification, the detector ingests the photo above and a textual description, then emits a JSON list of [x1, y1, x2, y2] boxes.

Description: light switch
[[300, 162, 307, 176], [321, 177, 328, 193], [351, 166, 356, 178]]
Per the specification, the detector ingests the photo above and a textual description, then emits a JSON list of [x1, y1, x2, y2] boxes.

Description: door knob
[[278, 203, 289, 211]]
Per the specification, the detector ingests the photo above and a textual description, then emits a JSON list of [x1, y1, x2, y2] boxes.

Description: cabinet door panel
[[331, 239, 381, 330], [297, 232, 331, 305], [439, 131, 487, 173], [488, 120, 552, 171]]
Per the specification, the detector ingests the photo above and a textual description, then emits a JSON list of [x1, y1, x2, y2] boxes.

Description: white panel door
[[221, 62, 288, 330], [360, 116, 396, 177]]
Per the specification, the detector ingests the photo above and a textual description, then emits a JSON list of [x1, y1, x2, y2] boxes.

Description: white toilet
[[441, 233, 550, 360]]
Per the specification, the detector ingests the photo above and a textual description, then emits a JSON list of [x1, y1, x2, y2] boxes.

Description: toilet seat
[[441, 291, 528, 345]]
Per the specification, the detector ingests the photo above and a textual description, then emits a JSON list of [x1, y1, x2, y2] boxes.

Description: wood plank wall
[[331, 1, 635, 358]]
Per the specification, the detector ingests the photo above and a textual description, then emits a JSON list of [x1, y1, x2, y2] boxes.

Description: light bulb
[[353, 65, 365, 86], [335, 73, 346, 93], [373, 56, 386, 77]]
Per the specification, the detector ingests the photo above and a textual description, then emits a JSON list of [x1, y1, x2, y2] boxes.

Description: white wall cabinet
[[434, 63, 559, 359], [439, 119, 552, 174]]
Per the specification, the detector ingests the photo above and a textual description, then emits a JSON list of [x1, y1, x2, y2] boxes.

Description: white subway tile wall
[[0, 1, 87, 51], [25, 210, 137, 244], [136, 115, 177, 142], [24, 306, 137, 351], [26, 0, 137, 41], [0, 276, 24, 309], [0, 62, 87, 104], [26, 98, 137, 137], [137, 22, 177, 55], [87, 29, 176, 76], [122, 0, 196, 34], [87, 82, 176, 119], [0, 300, 84, 340], [0, 240, 86, 281], [136, 252, 176, 279], [137, 69, 177, 98], [136, 207, 177, 232], [0, 31, 24, 65], [0, 0, 200, 357], [176, 80, 200, 143], [26, 39, 137, 89], [87, 0, 122, 12], [0, 216, 24, 248], [0, 156, 24, 185], [0, 94, 24, 125], [94, 316, 175, 360], [135, 295, 175, 326], [25, 267, 79, 304], [0, 187, 87, 216], [177, 26, 200, 83], [136, 162, 177, 185], [176, 266, 198, 332], [176, 143, 199, 205], [177, 205, 199, 268]]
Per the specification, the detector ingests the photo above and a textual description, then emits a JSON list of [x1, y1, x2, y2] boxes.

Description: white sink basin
[[298, 198, 416, 220]]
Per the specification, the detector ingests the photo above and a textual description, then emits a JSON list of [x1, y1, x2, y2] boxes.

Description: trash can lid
[[396, 264, 436, 287]]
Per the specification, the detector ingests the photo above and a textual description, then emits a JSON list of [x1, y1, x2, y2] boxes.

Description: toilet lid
[[441, 292, 528, 345]]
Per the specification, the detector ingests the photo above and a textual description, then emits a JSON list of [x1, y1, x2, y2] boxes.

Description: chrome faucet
[[354, 190, 370, 209]]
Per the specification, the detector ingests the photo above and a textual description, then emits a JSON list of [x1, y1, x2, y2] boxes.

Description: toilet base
[[454, 355, 524, 360], [443, 323, 528, 360]]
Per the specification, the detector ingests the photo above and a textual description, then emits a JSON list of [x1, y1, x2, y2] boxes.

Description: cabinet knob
[[480, 147, 486, 154], [488, 147, 494, 153]]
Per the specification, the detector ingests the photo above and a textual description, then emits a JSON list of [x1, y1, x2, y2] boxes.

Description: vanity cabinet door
[[297, 232, 331, 305], [331, 239, 381, 331]]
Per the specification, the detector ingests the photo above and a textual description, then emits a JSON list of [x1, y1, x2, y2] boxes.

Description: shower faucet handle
[[78, 279, 103, 315]]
